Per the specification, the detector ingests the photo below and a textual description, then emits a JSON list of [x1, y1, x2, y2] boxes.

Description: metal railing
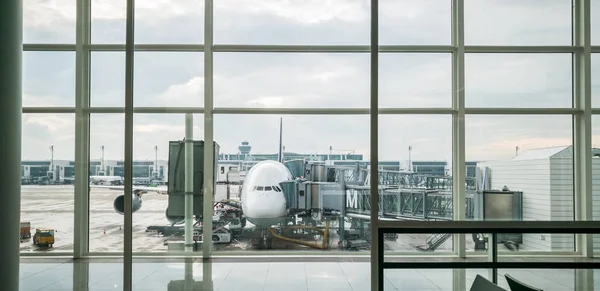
[[377, 220, 600, 291]]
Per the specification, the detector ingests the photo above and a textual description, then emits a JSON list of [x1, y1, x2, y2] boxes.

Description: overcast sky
[[19, 0, 600, 167]]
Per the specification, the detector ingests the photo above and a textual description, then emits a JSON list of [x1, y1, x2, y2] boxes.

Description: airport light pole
[[100, 145, 105, 174], [408, 146, 412, 172], [49, 145, 54, 181], [154, 145, 158, 178], [49, 145, 54, 169]]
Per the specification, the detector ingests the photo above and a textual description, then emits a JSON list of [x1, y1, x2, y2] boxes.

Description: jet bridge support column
[[0, 0, 22, 290], [185, 114, 194, 252]]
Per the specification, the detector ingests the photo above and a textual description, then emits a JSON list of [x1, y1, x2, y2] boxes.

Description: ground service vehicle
[[20, 222, 31, 240], [33, 228, 55, 247]]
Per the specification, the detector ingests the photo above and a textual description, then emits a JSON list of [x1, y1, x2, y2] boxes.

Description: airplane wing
[[89, 185, 168, 195]]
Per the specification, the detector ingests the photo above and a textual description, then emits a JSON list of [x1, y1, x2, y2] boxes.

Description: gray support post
[[573, 0, 593, 258], [74, 0, 91, 258], [0, 0, 22, 289], [369, 0, 380, 290], [185, 114, 194, 252], [203, 0, 215, 258], [124, 0, 135, 288]]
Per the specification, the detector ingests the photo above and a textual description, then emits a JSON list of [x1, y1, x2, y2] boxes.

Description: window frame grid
[[19, 1, 600, 290]]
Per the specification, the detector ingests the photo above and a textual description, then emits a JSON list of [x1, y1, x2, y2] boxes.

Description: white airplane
[[89, 175, 123, 185], [239, 159, 292, 228]]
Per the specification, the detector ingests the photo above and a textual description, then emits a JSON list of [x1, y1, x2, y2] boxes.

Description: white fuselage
[[90, 175, 123, 185], [240, 160, 292, 227]]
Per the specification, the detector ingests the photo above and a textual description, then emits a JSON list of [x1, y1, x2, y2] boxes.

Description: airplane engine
[[113, 194, 142, 215]]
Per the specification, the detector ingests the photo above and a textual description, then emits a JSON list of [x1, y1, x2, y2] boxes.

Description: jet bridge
[[278, 162, 518, 251], [165, 140, 220, 225]]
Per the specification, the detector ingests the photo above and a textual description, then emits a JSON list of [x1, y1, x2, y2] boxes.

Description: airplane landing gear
[[256, 229, 273, 250]]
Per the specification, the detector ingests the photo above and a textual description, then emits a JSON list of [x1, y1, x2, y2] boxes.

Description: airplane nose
[[246, 192, 286, 218]]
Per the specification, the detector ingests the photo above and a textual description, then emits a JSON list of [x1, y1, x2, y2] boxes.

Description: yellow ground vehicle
[[33, 228, 55, 247]]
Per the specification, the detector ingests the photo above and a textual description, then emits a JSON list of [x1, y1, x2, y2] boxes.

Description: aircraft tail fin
[[278, 117, 283, 163]]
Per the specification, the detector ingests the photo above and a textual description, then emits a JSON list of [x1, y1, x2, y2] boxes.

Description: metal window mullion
[[451, 0, 466, 261], [203, 0, 214, 259], [123, 0, 135, 288], [369, 0, 380, 291], [452, 0, 468, 287], [573, 0, 593, 258], [74, 0, 91, 259]]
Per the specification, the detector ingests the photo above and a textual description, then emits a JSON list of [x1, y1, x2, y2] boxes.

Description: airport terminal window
[[379, 0, 451, 45], [133, 52, 204, 107], [379, 53, 452, 108], [466, 115, 575, 253], [213, 0, 369, 45], [464, 53, 572, 108], [213, 53, 370, 108], [91, 52, 125, 107], [21, 113, 75, 253], [23, 51, 76, 107], [464, 0, 572, 46], [23, 0, 76, 44], [20, 3, 600, 290]]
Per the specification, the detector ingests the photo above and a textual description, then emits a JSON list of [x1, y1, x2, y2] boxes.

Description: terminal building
[[217, 141, 469, 183], [476, 145, 600, 251], [20, 159, 168, 185]]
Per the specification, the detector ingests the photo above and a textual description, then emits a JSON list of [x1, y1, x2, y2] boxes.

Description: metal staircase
[[417, 233, 452, 252]]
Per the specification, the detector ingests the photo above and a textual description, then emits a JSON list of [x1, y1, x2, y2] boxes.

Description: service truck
[[20, 222, 31, 240], [33, 228, 55, 247]]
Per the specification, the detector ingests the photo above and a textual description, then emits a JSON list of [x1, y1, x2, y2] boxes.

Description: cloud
[[466, 115, 573, 161], [214, 53, 369, 107], [465, 53, 572, 107], [154, 77, 204, 107], [464, 0, 572, 45], [22, 114, 75, 160], [380, 53, 452, 107], [20, 1, 600, 165], [215, 0, 369, 24]]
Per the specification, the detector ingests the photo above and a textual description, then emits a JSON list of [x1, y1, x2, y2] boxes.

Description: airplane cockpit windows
[[252, 185, 282, 192]]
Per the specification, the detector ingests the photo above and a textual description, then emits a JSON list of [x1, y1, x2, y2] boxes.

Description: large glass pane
[[379, 0, 451, 45], [214, 53, 369, 108], [378, 115, 453, 253], [135, 0, 204, 44], [592, 115, 600, 254], [497, 269, 575, 291], [464, 0, 572, 46], [379, 53, 451, 108], [91, 0, 126, 44], [592, 0, 600, 45], [131, 114, 204, 252], [214, 0, 369, 45], [89, 114, 124, 252], [21, 113, 75, 253], [213, 114, 370, 253], [465, 54, 572, 108], [91, 52, 125, 107], [23, 52, 75, 107], [466, 115, 574, 253], [134, 52, 204, 107], [23, 0, 76, 44], [592, 54, 600, 108]]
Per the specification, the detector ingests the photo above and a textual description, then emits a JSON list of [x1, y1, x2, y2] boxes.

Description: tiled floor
[[18, 258, 600, 290]]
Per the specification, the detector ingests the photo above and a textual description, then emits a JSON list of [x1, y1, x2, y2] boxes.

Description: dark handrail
[[377, 221, 600, 291]]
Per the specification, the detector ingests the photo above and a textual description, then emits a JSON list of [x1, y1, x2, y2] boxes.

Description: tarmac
[[20, 184, 465, 253]]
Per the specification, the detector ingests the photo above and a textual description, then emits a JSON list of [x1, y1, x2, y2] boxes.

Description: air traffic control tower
[[238, 141, 252, 160]]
